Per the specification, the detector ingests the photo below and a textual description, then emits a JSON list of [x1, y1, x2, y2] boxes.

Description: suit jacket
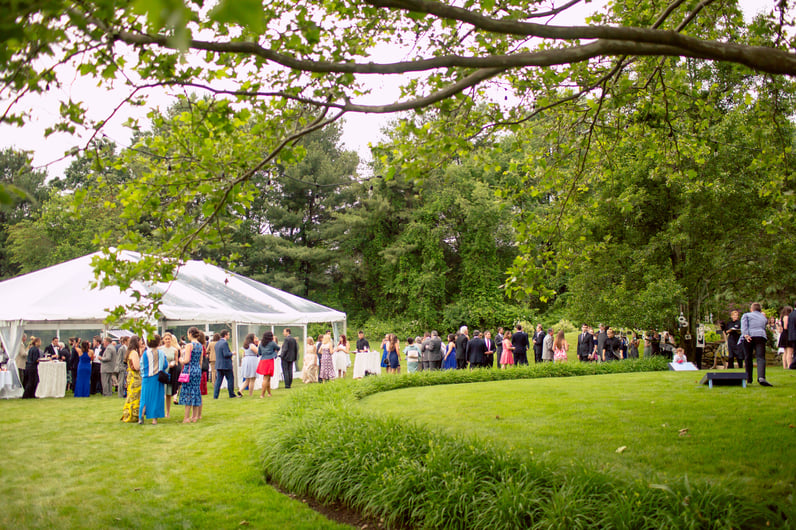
[[214, 339, 234, 370], [57, 346, 70, 363], [100, 344, 117, 373], [542, 334, 554, 360], [466, 337, 487, 365], [281, 336, 298, 363], [116, 345, 128, 372], [455, 334, 469, 361], [576, 332, 593, 358], [424, 336, 443, 362], [512, 332, 529, 354], [533, 331, 545, 349], [43, 344, 59, 358]]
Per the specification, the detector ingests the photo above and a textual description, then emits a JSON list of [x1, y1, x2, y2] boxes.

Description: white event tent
[[0, 251, 346, 397]]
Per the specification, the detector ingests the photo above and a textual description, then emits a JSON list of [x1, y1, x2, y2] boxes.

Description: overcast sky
[[0, 0, 772, 180]]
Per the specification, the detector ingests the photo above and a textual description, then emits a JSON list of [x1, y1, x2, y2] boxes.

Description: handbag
[[157, 370, 170, 384], [178, 368, 190, 383]]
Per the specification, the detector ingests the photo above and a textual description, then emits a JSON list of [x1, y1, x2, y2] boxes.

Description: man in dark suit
[[576, 324, 593, 362], [455, 326, 469, 369], [280, 328, 298, 389], [43, 337, 60, 359], [483, 331, 496, 368], [466, 330, 487, 368], [532, 324, 545, 363], [213, 330, 237, 398], [423, 331, 443, 370], [512, 325, 530, 365]]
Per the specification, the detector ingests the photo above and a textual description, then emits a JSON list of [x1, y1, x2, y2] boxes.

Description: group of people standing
[[121, 327, 204, 424]]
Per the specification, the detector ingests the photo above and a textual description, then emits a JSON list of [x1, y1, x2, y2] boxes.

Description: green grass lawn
[[358, 367, 796, 499], [0, 391, 349, 529]]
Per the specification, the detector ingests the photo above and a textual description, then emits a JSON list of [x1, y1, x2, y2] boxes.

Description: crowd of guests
[[7, 301, 790, 404]]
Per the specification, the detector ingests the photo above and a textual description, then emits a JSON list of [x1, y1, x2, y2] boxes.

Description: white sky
[[0, 0, 773, 180]]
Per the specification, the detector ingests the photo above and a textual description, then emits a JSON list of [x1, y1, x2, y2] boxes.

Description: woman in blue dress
[[443, 333, 457, 370], [140, 335, 168, 425], [74, 340, 92, 397], [178, 327, 203, 423]]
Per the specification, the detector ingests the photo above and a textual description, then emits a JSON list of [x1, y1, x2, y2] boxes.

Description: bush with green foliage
[[260, 358, 790, 529]]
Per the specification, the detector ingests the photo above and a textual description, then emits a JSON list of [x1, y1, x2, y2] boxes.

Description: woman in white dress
[[239, 333, 259, 397], [332, 335, 350, 379]]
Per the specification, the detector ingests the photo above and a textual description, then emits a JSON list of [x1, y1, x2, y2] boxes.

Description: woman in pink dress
[[500, 332, 514, 368]]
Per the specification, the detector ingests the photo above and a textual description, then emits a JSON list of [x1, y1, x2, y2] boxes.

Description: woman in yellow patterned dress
[[121, 336, 143, 423]]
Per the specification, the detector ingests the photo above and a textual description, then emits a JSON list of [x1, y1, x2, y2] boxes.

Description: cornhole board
[[699, 372, 747, 388]]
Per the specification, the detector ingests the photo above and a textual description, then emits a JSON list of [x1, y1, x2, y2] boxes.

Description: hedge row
[[260, 360, 792, 529]]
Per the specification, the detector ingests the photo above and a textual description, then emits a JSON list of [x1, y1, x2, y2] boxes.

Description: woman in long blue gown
[[443, 333, 457, 370], [74, 340, 92, 397], [140, 335, 167, 424]]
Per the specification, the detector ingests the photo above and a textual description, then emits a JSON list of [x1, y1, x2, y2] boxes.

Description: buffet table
[[352, 350, 381, 379], [36, 361, 66, 398]]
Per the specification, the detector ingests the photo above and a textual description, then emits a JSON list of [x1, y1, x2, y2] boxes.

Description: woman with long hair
[[553, 330, 569, 362], [257, 331, 280, 398], [302, 337, 318, 384], [500, 331, 514, 368], [333, 335, 350, 378], [178, 327, 204, 422], [74, 340, 93, 398], [121, 336, 142, 422], [443, 333, 457, 370], [386, 334, 400, 374], [161, 332, 180, 415], [240, 333, 259, 397], [140, 334, 168, 425], [779, 306, 792, 369], [318, 334, 335, 381], [22, 337, 42, 399]]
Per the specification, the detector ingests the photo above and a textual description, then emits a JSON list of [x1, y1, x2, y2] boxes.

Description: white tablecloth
[[36, 361, 66, 398], [352, 351, 382, 379], [0, 370, 23, 399]]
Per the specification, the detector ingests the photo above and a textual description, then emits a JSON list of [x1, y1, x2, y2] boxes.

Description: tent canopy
[[0, 251, 346, 328]]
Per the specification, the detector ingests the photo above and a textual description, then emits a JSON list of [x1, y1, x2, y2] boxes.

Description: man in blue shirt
[[213, 330, 237, 398]]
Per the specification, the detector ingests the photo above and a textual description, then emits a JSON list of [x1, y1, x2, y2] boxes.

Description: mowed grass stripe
[[358, 368, 796, 498], [0, 392, 350, 529]]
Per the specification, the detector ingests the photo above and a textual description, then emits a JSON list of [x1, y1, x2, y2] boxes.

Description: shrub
[[260, 359, 785, 529]]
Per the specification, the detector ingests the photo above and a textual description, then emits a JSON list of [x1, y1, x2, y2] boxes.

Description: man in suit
[[455, 326, 469, 369], [68, 337, 80, 391], [512, 325, 530, 365], [483, 331, 496, 368], [576, 324, 593, 362], [116, 336, 129, 398], [99, 337, 118, 396], [90, 336, 103, 394], [595, 324, 607, 361], [466, 330, 487, 368], [542, 328, 554, 362], [423, 330, 443, 370], [214, 330, 237, 398], [532, 324, 545, 363], [281, 328, 298, 389], [43, 337, 60, 359]]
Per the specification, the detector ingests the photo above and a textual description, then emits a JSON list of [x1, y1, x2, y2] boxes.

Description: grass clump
[[261, 359, 789, 528]]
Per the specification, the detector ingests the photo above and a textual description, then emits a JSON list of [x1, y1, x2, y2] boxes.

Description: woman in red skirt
[[257, 331, 280, 398]]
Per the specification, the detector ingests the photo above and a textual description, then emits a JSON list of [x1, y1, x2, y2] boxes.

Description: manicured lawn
[[0, 391, 348, 529], [358, 367, 796, 499]]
